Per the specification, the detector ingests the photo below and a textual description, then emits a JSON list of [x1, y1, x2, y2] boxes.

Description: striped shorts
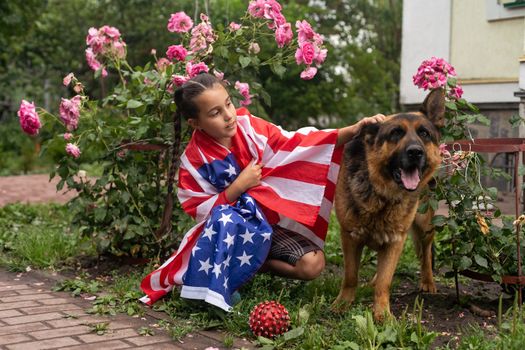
[[267, 225, 321, 266]]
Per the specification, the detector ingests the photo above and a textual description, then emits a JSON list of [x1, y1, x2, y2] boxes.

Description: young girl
[[141, 73, 384, 311]]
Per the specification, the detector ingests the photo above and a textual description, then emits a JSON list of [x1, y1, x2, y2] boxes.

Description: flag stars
[[224, 164, 237, 177], [223, 255, 231, 269], [223, 276, 229, 290], [261, 232, 272, 242], [240, 229, 255, 244], [198, 258, 213, 275], [203, 225, 217, 241], [218, 213, 233, 226], [237, 251, 253, 267], [192, 244, 201, 257], [223, 233, 235, 249], [212, 263, 222, 279]]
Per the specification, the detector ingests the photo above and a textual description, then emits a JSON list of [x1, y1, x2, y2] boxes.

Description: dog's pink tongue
[[400, 169, 420, 190]]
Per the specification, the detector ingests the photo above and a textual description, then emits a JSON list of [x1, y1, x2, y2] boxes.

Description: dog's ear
[[355, 122, 380, 146], [420, 89, 445, 128]]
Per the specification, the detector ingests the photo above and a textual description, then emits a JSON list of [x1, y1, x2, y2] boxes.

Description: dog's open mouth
[[393, 168, 420, 191]]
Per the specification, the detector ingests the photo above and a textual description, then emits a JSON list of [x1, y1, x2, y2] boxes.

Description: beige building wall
[[450, 0, 522, 82]]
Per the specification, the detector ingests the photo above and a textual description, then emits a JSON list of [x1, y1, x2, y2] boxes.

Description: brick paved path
[[0, 269, 254, 350]]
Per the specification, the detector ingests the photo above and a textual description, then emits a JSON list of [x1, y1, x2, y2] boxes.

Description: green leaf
[[283, 327, 304, 341], [94, 207, 106, 223], [445, 101, 458, 111], [260, 90, 272, 107], [257, 336, 274, 345], [239, 56, 251, 68], [474, 254, 488, 268], [377, 325, 397, 343], [215, 46, 228, 58], [126, 100, 143, 109], [431, 215, 447, 227], [458, 256, 472, 270], [271, 63, 286, 78], [410, 331, 419, 343]]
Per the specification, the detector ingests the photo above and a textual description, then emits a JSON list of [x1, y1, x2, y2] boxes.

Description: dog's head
[[356, 89, 444, 193]]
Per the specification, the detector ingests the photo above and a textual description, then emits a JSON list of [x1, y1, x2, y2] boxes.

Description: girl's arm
[[336, 114, 385, 147], [224, 161, 262, 202]]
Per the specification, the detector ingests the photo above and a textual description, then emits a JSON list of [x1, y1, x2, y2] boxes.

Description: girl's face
[[189, 84, 237, 147]]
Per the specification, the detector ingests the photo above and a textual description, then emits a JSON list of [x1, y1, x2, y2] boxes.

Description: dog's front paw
[[331, 289, 355, 313], [419, 281, 437, 294], [372, 303, 392, 322]]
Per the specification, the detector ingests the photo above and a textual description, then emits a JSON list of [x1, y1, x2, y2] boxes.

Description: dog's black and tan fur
[[332, 89, 445, 320]]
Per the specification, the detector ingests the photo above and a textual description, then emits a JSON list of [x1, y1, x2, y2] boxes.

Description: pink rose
[[155, 58, 171, 72], [86, 27, 105, 54], [295, 42, 315, 65], [248, 0, 266, 18], [229, 22, 241, 31], [150, 48, 157, 56], [167, 12, 193, 33], [275, 23, 293, 48], [73, 83, 84, 94], [63, 73, 74, 87], [315, 48, 327, 65], [100, 25, 121, 40], [85, 48, 108, 77], [17, 100, 42, 136], [186, 62, 209, 78], [189, 18, 216, 53], [413, 56, 457, 91], [166, 45, 188, 62], [65, 143, 81, 158], [449, 85, 464, 100], [59, 95, 82, 130], [235, 81, 253, 106], [111, 41, 126, 59], [172, 75, 189, 87], [300, 66, 317, 80], [296, 20, 315, 44], [64, 133, 73, 141]]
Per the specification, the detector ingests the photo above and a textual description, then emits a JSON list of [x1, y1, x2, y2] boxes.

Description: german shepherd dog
[[332, 89, 445, 320]]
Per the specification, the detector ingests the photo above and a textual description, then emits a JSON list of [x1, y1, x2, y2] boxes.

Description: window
[[486, 0, 525, 20]]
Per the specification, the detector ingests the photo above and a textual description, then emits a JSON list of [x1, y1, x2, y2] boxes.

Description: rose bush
[[17, 1, 329, 258], [413, 57, 522, 281]]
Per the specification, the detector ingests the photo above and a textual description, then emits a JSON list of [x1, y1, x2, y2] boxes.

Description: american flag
[[141, 108, 342, 310]]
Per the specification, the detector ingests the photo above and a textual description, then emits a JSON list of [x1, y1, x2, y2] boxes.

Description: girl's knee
[[297, 251, 325, 280]]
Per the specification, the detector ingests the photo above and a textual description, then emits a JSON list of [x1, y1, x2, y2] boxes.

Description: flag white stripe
[[264, 144, 335, 168], [260, 177, 325, 206], [180, 153, 217, 194], [319, 197, 332, 222], [278, 217, 325, 249], [328, 162, 340, 184], [180, 286, 232, 311], [196, 195, 220, 222], [178, 188, 212, 203]]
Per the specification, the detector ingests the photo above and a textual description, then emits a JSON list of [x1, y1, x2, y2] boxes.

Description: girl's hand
[[336, 114, 386, 147], [355, 113, 386, 130], [234, 161, 262, 192]]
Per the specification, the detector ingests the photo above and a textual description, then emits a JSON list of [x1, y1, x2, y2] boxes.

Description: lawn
[[1, 202, 524, 349]]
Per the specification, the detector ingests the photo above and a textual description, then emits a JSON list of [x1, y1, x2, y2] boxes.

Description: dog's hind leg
[[373, 237, 407, 321], [412, 210, 437, 293], [332, 232, 363, 312]]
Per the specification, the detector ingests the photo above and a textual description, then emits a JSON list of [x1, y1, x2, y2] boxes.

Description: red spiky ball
[[249, 300, 290, 338]]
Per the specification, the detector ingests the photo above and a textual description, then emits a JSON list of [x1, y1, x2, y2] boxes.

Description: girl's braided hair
[[156, 73, 224, 239]]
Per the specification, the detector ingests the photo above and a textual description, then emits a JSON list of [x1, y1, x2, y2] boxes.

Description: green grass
[[4, 205, 525, 349], [0, 203, 93, 270]]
